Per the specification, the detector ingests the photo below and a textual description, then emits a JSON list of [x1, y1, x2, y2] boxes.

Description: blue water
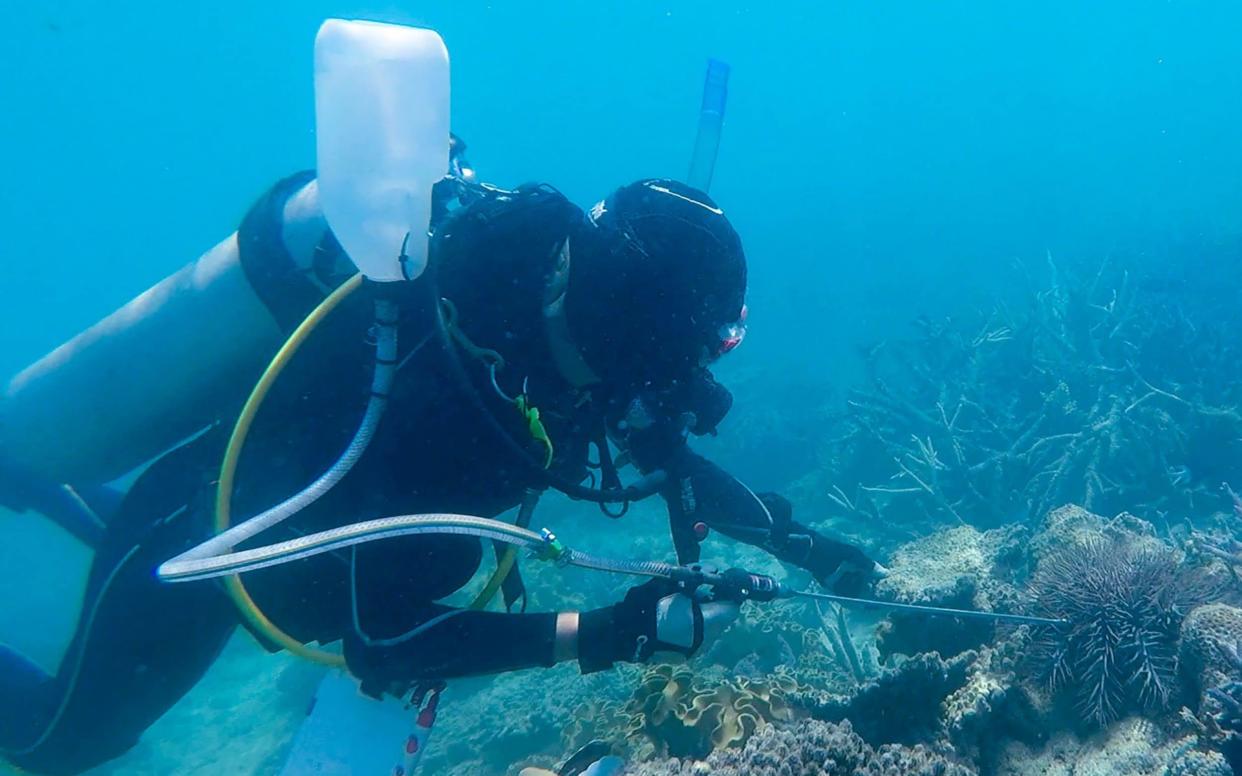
[[5, 2, 1241, 377], [4, 2, 1242, 774]]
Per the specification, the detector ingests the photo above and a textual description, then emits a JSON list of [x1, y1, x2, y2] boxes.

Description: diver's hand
[[806, 529, 887, 597], [576, 579, 739, 673], [755, 491, 886, 597], [819, 555, 889, 598]]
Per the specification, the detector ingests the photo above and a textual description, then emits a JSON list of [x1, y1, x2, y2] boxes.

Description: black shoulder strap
[[236, 171, 350, 334]]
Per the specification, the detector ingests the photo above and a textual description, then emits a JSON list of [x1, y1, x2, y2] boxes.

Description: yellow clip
[[515, 395, 554, 469]]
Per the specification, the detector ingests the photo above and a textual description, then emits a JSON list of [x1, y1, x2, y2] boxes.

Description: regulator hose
[[164, 511, 680, 584], [162, 514, 553, 582], [177, 236, 656, 669], [160, 512, 1068, 628]]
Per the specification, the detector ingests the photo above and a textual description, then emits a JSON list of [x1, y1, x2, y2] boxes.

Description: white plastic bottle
[[314, 19, 450, 282]]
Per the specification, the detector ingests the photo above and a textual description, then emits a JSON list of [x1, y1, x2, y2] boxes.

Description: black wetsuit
[[0, 174, 867, 775]]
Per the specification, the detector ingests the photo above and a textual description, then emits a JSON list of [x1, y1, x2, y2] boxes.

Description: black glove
[[615, 371, 733, 454], [680, 370, 732, 435], [756, 492, 885, 597], [813, 542, 884, 597], [577, 579, 739, 673]]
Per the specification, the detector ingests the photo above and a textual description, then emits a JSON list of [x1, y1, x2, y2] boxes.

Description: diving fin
[[0, 644, 56, 751], [558, 741, 616, 776], [580, 756, 625, 776], [0, 456, 118, 547], [518, 741, 618, 776]]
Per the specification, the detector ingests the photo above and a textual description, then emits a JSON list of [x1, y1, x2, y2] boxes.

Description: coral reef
[[1176, 606, 1242, 774], [575, 504, 1235, 776], [862, 744, 976, 776], [705, 597, 823, 681], [628, 719, 974, 776], [1025, 533, 1218, 727], [874, 523, 1027, 661], [1180, 604, 1242, 702], [564, 664, 800, 761], [1163, 745, 1233, 776], [941, 628, 1044, 761], [876, 524, 1028, 606], [702, 591, 876, 699], [1028, 504, 1168, 563], [629, 252, 1242, 776], [795, 650, 975, 746]]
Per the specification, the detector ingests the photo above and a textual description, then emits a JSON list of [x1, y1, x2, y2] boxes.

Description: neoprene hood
[[566, 179, 747, 386]]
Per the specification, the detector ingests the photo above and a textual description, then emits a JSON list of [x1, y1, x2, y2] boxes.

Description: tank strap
[[237, 171, 351, 334]]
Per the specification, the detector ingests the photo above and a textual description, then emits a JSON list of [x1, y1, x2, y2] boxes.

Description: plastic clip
[[397, 232, 414, 281], [538, 528, 567, 564], [515, 395, 554, 468]]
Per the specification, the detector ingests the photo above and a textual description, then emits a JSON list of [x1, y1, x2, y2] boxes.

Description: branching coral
[[1205, 640, 1242, 736], [795, 252, 1242, 536], [1192, 491, 1242, 576], [1227, 483, 1242, 521], [814, 601, 872, 683], [1025, 536, 1219, 727]]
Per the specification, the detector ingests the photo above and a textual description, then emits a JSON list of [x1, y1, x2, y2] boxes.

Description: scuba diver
[[0, 136, 881, 774]]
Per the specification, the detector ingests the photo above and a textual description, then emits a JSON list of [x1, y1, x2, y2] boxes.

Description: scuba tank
[[0, 20, 450, 488], [0, 230, 289, 485]]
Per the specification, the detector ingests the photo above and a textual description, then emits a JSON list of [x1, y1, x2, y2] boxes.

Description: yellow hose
[[215, 272, 364, 667], [469, 546, 519, 610], [216, 271, 514, 668]]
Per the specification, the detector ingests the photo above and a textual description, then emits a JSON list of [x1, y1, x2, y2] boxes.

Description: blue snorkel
[[687, 59, 730, 192]]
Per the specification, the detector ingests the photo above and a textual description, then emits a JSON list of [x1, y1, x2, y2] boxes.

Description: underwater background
[[3, 1, 1242, 774]]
